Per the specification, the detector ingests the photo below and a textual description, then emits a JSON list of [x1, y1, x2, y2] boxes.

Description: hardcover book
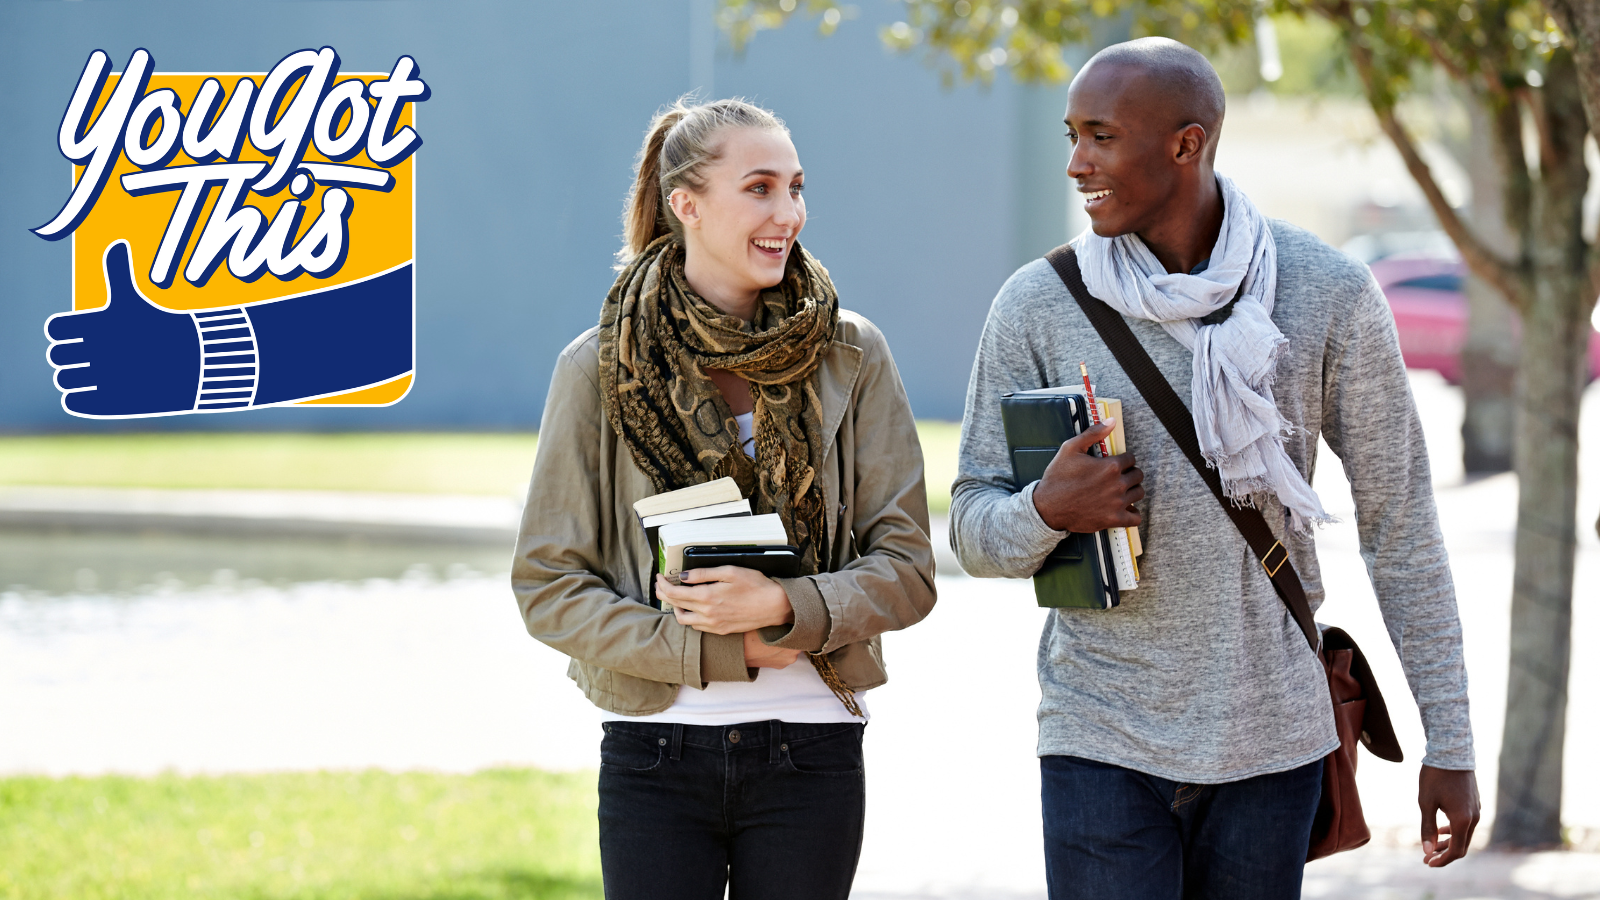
[[1000, 387, 1140, 609]]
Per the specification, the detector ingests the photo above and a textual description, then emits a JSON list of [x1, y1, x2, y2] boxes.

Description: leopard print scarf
[[599, 233, 838, 578]]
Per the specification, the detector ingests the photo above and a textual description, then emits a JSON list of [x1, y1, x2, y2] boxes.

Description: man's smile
[[1080, 188, 1113, 209]]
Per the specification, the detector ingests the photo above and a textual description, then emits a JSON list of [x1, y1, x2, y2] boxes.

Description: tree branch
[[1347, 37, 1529, 310], [1416, 29, 1504, 101]]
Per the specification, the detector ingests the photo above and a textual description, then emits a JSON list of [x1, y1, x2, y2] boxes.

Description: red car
[[1370, 253, 1600, 384]]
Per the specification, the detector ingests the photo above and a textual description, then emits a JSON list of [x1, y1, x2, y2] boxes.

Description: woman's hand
[[657, 566, 795, 635], [743, 630, 802, 669]]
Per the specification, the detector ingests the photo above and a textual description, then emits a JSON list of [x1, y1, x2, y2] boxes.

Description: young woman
[[512, 98, 936, 900]]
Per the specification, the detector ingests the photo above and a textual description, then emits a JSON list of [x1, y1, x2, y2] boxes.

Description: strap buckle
[[1261, 541, 1289, 578]]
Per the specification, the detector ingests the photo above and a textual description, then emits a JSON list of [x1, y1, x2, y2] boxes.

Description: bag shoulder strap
[[1043, 244, 1321, 653]]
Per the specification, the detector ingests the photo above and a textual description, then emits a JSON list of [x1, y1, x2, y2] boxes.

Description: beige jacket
[[513, 310, 937, 716]]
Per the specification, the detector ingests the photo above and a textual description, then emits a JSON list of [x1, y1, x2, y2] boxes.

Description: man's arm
[[950, 294, 1142, 577], [1322, 278, 1479, 864]]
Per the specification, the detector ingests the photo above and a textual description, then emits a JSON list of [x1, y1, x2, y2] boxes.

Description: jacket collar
[[816, 332, 864, 451], [814, 331, 863, 552]]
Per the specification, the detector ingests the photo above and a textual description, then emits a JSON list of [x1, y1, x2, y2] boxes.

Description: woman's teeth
[[1083, 190, 1112, 201], [753, 239, 785, 251]]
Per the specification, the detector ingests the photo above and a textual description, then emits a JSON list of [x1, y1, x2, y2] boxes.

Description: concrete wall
[[0, 0, 1075, 431]]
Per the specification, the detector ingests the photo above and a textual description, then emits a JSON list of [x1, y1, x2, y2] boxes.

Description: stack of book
[[632, 477, 797, 610], [1000, 386, 1142, 609]]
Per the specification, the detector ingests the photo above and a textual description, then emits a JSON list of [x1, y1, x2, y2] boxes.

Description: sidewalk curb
[[0, 486, 520, 546]]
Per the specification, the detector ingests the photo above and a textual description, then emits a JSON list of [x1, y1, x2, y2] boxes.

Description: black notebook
[[1000, 388, 1121, 609], [682, 545, 802, 579]]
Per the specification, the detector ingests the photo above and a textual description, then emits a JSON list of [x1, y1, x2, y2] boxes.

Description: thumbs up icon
[[45, 241, 203, 417], [44, 238, 411, 419]]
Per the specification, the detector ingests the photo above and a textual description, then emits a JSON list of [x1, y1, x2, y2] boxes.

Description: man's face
[[1064, 64, 1183, 238]]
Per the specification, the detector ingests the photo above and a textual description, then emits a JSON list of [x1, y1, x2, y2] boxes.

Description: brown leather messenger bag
[[1044, 244, 1405, 860]]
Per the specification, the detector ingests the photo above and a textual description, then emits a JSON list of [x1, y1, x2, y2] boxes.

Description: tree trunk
[[1460, 96, 1519, 474], [1490, 49, 1591, 849], [1544, 0, 1600, 570]]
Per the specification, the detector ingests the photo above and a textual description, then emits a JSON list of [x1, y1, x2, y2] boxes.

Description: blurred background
[[2, 1, 1598, 898]]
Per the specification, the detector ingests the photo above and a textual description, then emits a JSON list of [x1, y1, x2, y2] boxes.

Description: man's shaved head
[[1062, 37, 1229, 245], [1081, 37, 1226, 153]]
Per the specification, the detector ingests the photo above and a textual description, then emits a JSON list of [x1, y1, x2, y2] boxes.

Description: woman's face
[[671, 127, 806, 307]]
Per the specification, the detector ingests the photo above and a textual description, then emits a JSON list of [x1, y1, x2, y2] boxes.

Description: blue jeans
[[597, 720, 866, 900], [1041, 755, 1324, 900]]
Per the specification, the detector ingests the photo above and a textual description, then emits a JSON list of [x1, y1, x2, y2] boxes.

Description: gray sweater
[[951, 220, 1474, 782]]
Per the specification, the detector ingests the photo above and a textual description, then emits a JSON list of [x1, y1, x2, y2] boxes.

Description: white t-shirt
[[632, 411, 869, 725]]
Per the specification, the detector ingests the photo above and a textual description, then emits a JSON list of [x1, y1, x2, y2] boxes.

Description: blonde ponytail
[[620, 107, 687, 263], [617, 96, 788, 265]]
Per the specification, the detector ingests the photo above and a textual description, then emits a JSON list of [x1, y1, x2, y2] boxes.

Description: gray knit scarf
[[1074, 174, 1332, 532]]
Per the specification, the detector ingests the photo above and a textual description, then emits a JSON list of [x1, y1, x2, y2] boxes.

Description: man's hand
[[1031, 419, 1145, 533], [657, 567, 794, 635], [743, 630, 802, 669], [1419, 766, 1480, 866]]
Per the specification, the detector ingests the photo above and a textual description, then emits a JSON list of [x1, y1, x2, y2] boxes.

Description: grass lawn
[[0, 434, 541, 498], [0, 423, 963, 515], [0, 769, 600, 900], [914, 421, 960, 517]]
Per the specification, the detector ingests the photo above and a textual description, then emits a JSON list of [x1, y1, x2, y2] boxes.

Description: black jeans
[[597, 720, 866, 900], [1041, 754, 1324, 900]]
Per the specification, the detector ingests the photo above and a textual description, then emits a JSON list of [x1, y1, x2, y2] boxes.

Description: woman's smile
[[751, 236, 789, 259]]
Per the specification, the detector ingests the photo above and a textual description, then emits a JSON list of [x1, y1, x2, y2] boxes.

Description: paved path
[[2, 373, 1597, 898]]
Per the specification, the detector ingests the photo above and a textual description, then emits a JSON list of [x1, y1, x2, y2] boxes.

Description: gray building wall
[[0, 0, 1076, 430]]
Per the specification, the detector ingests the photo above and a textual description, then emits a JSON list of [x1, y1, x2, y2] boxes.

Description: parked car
[[1369, 253, 1600, 384]]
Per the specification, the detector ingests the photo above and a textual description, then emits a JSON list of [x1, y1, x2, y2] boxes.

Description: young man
[[950, 38, 1480, 899]]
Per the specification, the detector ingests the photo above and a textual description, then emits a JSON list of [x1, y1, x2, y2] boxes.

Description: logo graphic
[[35, 48, 429, 418]]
